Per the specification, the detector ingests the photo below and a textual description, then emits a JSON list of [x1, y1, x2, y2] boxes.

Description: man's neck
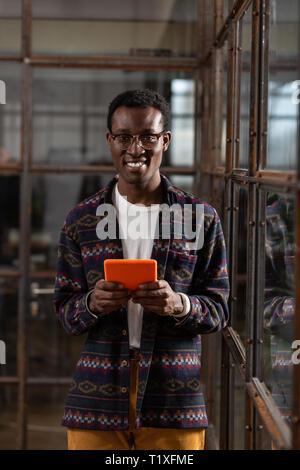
[[117, 180, 163, 206]]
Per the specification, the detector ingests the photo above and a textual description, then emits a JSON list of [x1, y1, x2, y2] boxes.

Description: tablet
[[104, 259, 157, 290]]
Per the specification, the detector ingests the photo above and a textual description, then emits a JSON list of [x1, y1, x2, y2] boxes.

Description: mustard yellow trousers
[[67, 357, 205, 450]]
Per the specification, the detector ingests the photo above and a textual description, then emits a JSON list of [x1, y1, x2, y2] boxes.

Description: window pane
[[28, 278, 85, 377], [0, 0, 21, 55], [238, 6, 252, 169], [32, 0, 197, 57], [31, 173, 115, 271], [167, 175, 194, 194], [220, 41, 228, 167], [27, 385, 69, 449], [32, 68, 195, 168], [0, 279, 18, 376], [0, 63, 21, 165], [266, 72, 299, 170], [233, 364, 245, 449], [264, 193, 295, 426], [0, 175, 20, 269], [0, 385, 18, 449], [231, 185, 248, 343], [265, 0, 299, 170]]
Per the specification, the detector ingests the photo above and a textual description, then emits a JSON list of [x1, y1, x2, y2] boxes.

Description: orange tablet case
[[104, 259, 157, 290]]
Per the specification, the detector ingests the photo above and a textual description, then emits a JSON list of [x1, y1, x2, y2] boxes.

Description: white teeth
[[126, 162, 145, 167]]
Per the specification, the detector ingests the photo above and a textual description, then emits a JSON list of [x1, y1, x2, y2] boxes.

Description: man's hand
[[89, 279, 131, 315], [131, 280, 184, 316]]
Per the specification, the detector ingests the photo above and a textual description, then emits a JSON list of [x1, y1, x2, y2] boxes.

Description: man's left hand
[[131, 280, 183, 316]]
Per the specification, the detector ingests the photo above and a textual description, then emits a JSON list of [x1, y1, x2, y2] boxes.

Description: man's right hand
[[89, 279, 131, 315]]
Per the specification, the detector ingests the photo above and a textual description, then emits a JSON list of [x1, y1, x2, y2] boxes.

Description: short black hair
[[107, 89, 170, 133]]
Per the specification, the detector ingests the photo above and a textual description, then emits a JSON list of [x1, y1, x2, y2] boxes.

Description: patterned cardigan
[[53, 174, 230, 430]]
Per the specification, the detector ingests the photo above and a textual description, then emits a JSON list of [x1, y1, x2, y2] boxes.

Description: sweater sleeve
[[175, 208, 230, 334], [53, 212, 104, 336]]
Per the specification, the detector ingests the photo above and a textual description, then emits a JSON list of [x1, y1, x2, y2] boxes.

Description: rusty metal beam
[[247, 378, 292, 449]]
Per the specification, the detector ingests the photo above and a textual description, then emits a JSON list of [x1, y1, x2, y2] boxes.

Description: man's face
[[106, 106, 171, 189]]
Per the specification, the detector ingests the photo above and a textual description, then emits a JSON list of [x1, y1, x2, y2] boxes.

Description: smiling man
[[54, 89, 230, 451]]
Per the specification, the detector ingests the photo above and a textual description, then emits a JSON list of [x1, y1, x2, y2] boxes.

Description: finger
[[96, 280, 127, 291], [133, 289, 168, 298], [94, 290, 130, 300], [138, 280, 166, 290]]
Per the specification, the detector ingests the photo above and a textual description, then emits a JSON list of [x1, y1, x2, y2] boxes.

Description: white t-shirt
[[112, 183, 160, 348]]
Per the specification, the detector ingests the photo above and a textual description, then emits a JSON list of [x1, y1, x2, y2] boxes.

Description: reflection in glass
[[264, 193, 295, 425], [266, 0, 299, 169], [33, 68, 195, 167], [0, 63, 21, 164], [32, 0, 197, 57], [0, 175, 19, 268]]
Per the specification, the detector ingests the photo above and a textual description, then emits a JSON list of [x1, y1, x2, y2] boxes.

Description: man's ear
[[163, 131, 172, 152]]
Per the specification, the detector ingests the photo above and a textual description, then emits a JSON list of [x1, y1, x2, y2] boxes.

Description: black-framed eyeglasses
[[110, 131, 165, 150]]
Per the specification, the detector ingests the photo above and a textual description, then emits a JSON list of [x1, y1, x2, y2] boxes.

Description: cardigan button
[[121, 360, 128, 367], [122, 329, 127, 336], [121, 387, 127, 393]]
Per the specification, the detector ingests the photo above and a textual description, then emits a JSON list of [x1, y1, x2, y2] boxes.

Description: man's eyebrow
[[113, 128, 159, 133]]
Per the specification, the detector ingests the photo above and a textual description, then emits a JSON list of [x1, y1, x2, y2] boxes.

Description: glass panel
[[256, 413, 273, 450], [0, 385, 18, 449], [31, 173, 115, 271], [264, 192, 295, 427], [0, 63, 21, 165], [232, 185, 248, 343], [265, 0, 299, 170], [170, 79, 195, 167], [266, 71, 299, 170], [238, 6, 252, 169], [220, 41, 228, 167], [32, 0, 197, 57], [232, 364, 245, 450], [28, 278, 85, 377], [168, 175, 194, 194], [211, 333, 222, 448], [27, 385, 69, 449], [0, 280, 18, 376], [32, 68, 195, 168], [0, 175, 20, 269], [224, 0, 234, 18], [0, 0, 21, 55]]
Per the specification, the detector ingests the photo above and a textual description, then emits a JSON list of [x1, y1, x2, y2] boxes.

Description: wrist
[[85, 289, 98, 318], [171, 293, 190, 320], [173, 293, 184, 316]]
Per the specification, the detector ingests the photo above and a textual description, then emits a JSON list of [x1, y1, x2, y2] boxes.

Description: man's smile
[[124, 157, 148, 171]]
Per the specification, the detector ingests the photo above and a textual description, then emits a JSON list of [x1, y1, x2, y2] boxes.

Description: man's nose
[[127, 136, 145, 154]]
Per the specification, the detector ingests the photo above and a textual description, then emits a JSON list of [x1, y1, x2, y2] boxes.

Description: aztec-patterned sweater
[[53, 174, 230, 430]]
